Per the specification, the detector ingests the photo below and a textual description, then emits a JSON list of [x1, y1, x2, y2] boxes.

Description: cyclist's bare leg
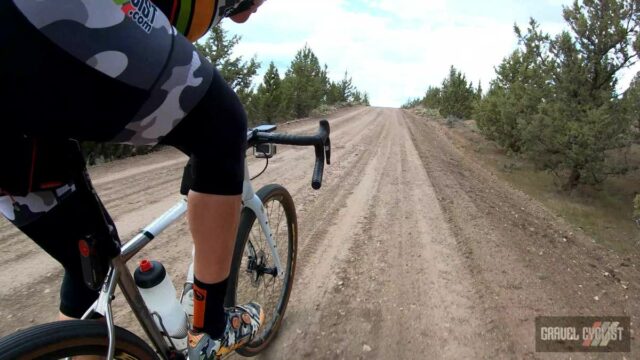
[[187, 192, 241, 283], [186, 188, 264, 359]]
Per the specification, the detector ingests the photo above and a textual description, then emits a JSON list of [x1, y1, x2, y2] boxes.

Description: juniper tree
[[439, 66, 476, 119], [281, 45, 326, 118], [523, 0, 639, 188]]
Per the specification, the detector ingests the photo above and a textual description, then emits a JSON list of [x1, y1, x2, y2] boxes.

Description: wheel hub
[[246, 249, 278, 287]]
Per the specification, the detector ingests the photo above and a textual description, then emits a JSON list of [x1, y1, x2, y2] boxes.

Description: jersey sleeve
[[152, 0, 243, 42]]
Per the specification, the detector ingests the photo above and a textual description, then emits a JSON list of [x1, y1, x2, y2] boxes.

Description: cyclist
[[0, 0, 266, 358]]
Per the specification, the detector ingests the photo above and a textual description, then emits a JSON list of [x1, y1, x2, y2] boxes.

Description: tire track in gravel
[[403, 111, 640, 359], [115, 107, 385, 341], [260, 108, 504, 359], [7, 106, 630, 360], [252, 108, 392, 359]]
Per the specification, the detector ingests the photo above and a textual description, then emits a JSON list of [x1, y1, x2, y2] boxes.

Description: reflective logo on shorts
[[193, 287, 206, 301], [114, 0, 158, 33]]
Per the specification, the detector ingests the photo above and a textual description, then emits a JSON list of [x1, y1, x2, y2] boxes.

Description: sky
[[222, 0, 640, 108]]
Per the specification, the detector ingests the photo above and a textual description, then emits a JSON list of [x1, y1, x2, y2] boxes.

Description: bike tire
[[226, 184, 297, 356], [0, 320, 159, 360]]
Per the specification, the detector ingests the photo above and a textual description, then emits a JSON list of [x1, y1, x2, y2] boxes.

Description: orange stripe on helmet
[[186, 0, 215, 41]]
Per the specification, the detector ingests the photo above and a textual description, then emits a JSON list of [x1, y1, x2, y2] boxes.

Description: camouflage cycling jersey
[[0, 0, 249, 321], [14, 0, 213, 146], [2, 0, 236, 226]]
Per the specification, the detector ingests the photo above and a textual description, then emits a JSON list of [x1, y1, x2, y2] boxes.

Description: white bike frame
[[121, 158, 284, 276], [78, 118, 330, 360], [83, 143, 282, 360]]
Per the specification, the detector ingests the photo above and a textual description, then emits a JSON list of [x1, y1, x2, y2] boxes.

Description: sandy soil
[[0, 106, 638, 359]]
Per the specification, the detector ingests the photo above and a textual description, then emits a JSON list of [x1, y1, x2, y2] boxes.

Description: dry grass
[[429, 115, 640, 255]]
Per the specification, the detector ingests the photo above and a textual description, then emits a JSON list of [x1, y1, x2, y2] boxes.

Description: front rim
[[0, 320, 159, 360], [235, 191, 295, 350]]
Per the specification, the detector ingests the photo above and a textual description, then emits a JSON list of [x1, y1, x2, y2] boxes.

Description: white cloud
[[223, 0, 637, 107]]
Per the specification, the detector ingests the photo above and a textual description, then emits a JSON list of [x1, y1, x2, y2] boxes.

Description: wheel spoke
[[274, 203, 284, 252], [231, 186, 296, 354]]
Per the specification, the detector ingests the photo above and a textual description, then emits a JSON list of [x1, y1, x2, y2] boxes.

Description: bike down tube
[[242, 163, 285, 278]]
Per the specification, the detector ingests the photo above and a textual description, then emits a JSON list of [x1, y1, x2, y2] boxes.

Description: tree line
[[83, 27, 369, 164], [196, 28, 370, 126], [404, 0, 640, 191]]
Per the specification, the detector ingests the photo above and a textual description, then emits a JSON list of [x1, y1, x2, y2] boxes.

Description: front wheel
[[0, 320, 159, 360], [226, 184, 297, 356]]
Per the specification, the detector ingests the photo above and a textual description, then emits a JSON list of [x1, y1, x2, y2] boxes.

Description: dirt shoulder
[[404, 111, 639, 358]]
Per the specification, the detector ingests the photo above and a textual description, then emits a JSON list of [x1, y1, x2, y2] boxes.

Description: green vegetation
[[438, 120, 640, 253], [402, 66, 480, 121], [242, 44, 369, 125], [196, 26, 260, 105], [280, 45, 327, 119], [82, 143, 154, 166], [249, 62, 286, 124], [196, 30, 370, 126], [424, 86, 442, 109], [622, 72, 640, 140], [406, 0, 640, 249], [401, 97, 423, 109], [476, 19, 551, 154], [438, 66, 477, 120], [407, 0, 639, 190], [477, 0, 639, 190]]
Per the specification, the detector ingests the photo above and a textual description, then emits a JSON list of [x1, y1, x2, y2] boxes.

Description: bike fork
[[243, 194, 285, 278]]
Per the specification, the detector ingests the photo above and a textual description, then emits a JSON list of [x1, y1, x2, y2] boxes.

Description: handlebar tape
[[253, 120, 331, 189]]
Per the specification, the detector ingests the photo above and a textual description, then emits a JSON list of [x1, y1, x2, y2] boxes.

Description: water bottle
[[134, 260, 188, 338]]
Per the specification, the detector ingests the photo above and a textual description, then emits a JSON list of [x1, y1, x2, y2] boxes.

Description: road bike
[[0, 120, 331, 360]]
